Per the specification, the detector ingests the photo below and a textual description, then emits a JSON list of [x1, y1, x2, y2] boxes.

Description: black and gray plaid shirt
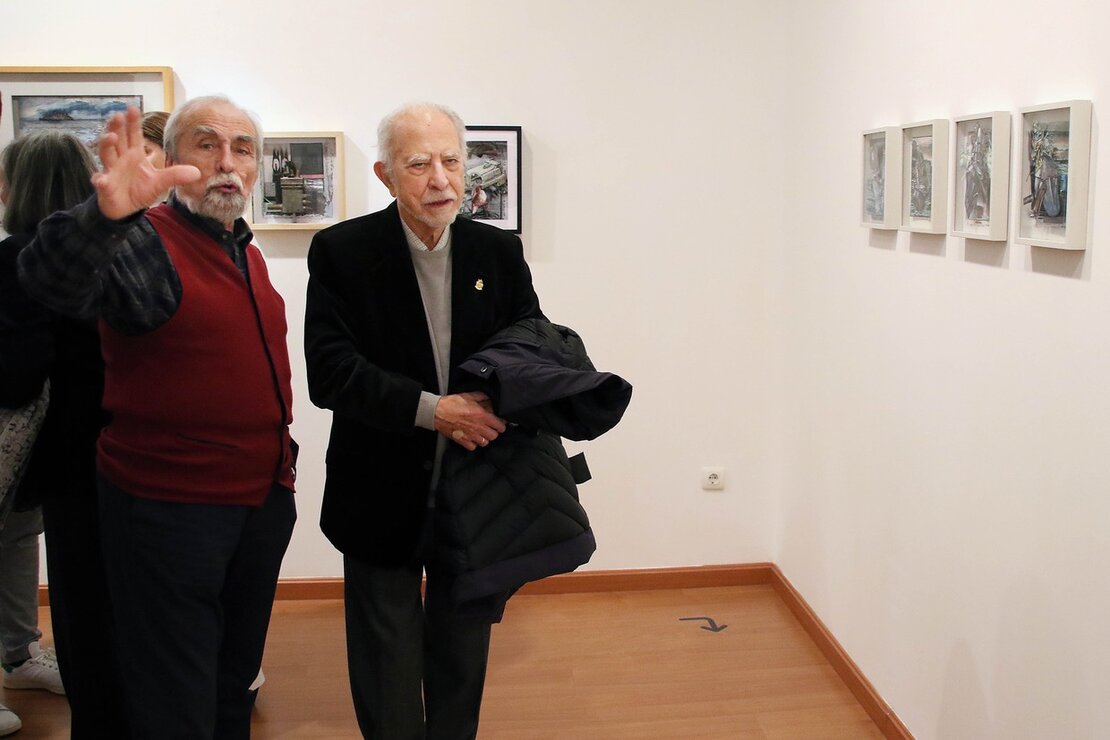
[[17, 195, 253, 336]]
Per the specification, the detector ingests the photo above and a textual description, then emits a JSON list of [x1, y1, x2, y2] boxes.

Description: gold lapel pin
[[475, 279, 484, 291]]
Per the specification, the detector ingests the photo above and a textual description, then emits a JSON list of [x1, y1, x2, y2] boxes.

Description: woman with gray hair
[[0, 130, 126, 737]]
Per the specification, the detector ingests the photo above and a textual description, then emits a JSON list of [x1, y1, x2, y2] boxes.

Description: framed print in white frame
[[249, 132, 345, 231], [459, 125, 522, 233], [1014, 100, 1092, 251], [861, 127, 901, 229], [0, 66, 174, 154], [900, 119, 949, 233], [951, 112, 1010, 241]]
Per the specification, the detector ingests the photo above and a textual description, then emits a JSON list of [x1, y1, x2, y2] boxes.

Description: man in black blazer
[[304, 102, 543, 739]]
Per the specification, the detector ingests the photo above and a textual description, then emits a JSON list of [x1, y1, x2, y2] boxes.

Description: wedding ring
[[452, 430, 465, 440]]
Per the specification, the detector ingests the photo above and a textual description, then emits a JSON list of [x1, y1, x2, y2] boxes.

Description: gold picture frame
[[0, 66, 174, 153]]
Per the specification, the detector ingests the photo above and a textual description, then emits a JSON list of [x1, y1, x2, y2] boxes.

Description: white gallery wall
[[776, 1, 1110, 738], [6, 0, 1110, 737], [1, 3, 785, 577]]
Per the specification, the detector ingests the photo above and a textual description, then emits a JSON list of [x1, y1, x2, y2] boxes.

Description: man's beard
[[414, 189, 459, 233], [416, 208, 458, 235], [179, 174, 248, 224]]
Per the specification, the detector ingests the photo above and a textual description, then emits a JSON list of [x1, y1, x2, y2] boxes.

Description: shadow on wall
[[996, 579, 1090, 738], [1029, 248, 1085, 280], [937, 578, 1094, 739], [867, 229, 897, 251], [908, 232, 945, 258], [937, 639, 991, 739], [962, 238, 1009, 270]]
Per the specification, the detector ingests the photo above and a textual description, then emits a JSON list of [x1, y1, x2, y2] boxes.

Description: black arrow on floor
[[679, 616, 728, 632]]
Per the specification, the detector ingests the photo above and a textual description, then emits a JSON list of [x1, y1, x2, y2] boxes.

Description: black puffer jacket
[[435, 319, 632, 621]]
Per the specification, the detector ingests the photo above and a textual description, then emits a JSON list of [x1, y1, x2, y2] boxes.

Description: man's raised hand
[[92, 107, 201, 220]]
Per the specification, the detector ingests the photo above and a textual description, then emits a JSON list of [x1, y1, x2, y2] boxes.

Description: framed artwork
[[951, 112, 1010, 241], [900, 119, 949, 233], [0, 66, 174, 153], [249, 132, 345, 231], [459, 125, 522, 233], [861, 127, 901, 229], [1014, 100, 1092, 251]]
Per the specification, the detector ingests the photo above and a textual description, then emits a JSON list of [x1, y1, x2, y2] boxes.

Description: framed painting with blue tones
[[0, 67, 174, 158]]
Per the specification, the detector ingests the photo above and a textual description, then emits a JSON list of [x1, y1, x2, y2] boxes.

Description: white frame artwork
[[951, 111, 1010, 241], [249, 131, 346, 231], [861, 127, 901, 229], [1014, 100, 1092, 251], [900, 119, 949, 233]]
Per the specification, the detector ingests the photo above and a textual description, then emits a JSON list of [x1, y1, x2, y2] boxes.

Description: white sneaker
[[0, 704, 21, 737], [249, 667, 265, 692], [3, 641, 65, 694]]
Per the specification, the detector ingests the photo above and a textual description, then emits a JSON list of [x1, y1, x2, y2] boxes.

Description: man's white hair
[[377, 102, 467, 175], [163, 95, 264, 167]]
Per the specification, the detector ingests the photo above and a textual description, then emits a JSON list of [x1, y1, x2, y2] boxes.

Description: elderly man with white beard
[[18, 97, 297, 740]]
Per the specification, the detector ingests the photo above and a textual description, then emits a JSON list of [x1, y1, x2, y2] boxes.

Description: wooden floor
[[7, 585, 883, 739]]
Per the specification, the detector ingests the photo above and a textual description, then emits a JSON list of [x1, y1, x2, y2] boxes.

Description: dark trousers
[[98, 477, 296, 740], [344, 552, 492, 740], [42, 488, 129, 739]]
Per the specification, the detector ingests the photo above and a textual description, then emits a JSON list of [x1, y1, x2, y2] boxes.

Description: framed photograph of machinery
[[0, 66, 174, 154], [861, 127, 901, 229], [1014, 100, 1092, 251], [951, 112, 1010, 241], [900, 119, 949, 233], [250, 132, 345, 230], [459, 125, 522, 233]]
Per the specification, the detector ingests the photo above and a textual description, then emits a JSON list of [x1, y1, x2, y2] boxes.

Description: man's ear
[[373, 161, 395, 196]]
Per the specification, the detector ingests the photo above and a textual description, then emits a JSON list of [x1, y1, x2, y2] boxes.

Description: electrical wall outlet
[[701, 466, 725, 490]]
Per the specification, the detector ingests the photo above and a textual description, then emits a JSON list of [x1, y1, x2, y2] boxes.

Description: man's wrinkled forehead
[[393, 111, 463, 162], [191, 123, 256, 147], [184, 103, 258, 142]]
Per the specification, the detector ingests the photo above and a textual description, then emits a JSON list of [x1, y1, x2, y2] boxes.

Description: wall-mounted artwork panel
[[900, 119, 949, 234], [1014, 100, 1092, 251], [0, 66, 174, 154], [952, 111, 1010, 241], [861, 127, 901, 229], [249, 132, 345, 231]]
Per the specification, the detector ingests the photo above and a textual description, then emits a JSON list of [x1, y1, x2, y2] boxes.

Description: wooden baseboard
[[38, 562, 911, 739], [261, 563, 778, 601], [767, 564, 913, 739], [517, 562, 776, 593], [273, 578, 345, 600]]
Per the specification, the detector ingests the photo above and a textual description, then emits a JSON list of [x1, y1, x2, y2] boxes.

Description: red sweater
[[97, 205, 295, 505]]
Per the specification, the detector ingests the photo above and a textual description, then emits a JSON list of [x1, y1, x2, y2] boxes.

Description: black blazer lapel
[[448, 227, 486, 389]]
